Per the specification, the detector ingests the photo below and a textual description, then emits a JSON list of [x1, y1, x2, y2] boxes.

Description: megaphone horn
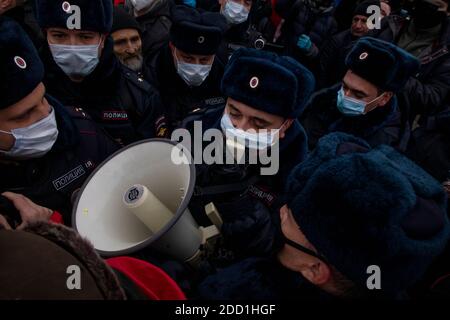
[[72, 139, 220, 265]]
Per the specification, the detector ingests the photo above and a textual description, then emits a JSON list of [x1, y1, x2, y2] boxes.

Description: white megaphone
[[72, 139, 221, 266]]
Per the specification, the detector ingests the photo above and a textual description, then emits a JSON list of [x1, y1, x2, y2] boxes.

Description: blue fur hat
[[222, 48, 316, 119], [35, 0, 113, 33], [0, 17, 45, 109], [286, 132, 450, 294], [345, 37, 420, 92], [170, 5, 227, 55]]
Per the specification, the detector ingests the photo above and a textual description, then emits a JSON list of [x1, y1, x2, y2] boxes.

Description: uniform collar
[[46, 95, 80, 152]]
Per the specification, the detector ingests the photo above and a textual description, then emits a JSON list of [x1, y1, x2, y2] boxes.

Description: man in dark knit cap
[[301, 37, 420, 151], [111, 6, 145, 75], [35, 0, 168, 146], [0, 16, 119, 222], [146, 5, 228, 131], [197, 132, 450, 299]]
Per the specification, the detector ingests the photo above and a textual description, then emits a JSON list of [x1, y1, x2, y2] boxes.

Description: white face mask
[[130, 0, 157, 15], [222, 0, 250, 24], [220, 113, 282, 151], [49, 41, 101, 79], [174, 49, 213, 87], [0, 107, 59, 160], [130, 0, 154, 11]]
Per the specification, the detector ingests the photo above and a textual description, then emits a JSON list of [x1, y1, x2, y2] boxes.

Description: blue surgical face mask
[[174, 49, 213, 87], [49, 40, 101, 79], [336, 88, 384, 117], [221, 0, 250, 24]]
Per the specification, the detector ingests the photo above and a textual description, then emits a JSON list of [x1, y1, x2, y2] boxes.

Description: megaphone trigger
[[205, 202, 223, 230]]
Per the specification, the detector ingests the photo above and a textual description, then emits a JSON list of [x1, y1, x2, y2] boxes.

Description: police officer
[[146, 5, 228, 132], [35, 0, 168, 146], [197, 133, 450, 299], [0, 17, 119, 223], [184, 48, 314, 261], [301, 37, 420, 151]]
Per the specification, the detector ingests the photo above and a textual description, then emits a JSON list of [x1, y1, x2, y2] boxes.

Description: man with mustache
[[111, 6, 145, 77]]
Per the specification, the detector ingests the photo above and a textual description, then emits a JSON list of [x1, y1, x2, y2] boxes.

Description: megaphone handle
[[205, 202, 223, 229], [186, 225, 221, 269]]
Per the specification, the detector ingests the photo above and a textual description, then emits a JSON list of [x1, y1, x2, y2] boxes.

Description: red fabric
[[114, 0, 125, 5], [106, 257, 187, 300], [49, 211, 64, 224], [270, 0, 282, 28]]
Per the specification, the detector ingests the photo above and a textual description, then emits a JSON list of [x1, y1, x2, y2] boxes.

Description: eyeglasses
[[282, 235, 328, 264]]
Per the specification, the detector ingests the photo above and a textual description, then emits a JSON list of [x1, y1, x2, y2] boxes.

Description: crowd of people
[[0, 0, 449, 300]]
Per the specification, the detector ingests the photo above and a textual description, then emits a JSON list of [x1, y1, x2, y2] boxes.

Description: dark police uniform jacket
[[0, 95, 120, 223], [40, 37, 168, 146]]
